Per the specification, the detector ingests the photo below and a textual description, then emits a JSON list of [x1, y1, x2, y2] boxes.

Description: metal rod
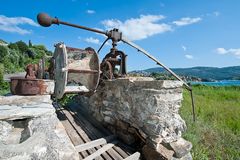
[[58, 20, 107, 35], [190, 90, 196, 122], [121, 37, 192, 91], [98, 38, 109, 53]]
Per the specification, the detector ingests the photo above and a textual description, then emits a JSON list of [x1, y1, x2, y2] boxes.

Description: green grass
[[0, 82, 10, 95], [181, 85, 240, 160]]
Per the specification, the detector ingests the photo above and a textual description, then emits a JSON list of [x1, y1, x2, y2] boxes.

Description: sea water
[[190, 80, 240, 86]]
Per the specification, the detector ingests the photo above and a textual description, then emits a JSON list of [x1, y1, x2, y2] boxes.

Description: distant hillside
[[142, 66, 240, 81]]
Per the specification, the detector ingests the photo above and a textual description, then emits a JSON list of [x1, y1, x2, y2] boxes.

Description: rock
[[169, 138, 192, 158], [0, 121, 13, 144], [172, 152, 192, 160], [142, 144, 174, 160], [0, 103, 55, 120], [0, 95, 78, 160], [0, 95, 52, 105]]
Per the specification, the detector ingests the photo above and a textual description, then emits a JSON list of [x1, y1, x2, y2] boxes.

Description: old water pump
[[11, 12, 196, 120]]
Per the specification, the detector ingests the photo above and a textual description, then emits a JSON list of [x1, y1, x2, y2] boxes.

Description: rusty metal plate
[[66, 46, 100, 91], [53, 43, 100, 99], [10, 77, 54, 95], [53, 43, 68, 99]]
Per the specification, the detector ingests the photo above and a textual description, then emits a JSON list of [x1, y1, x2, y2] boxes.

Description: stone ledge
[[0, 95, 78, 160], [0, 95, 52, 105], [0, 95, 54, 121]]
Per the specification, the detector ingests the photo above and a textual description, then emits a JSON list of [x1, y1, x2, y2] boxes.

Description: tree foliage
[[0, 39, 52, 94], [0, 39, 52, 74], [15, 40, 28, 53], [8, 43, 19, 50], [0, 46, 8, 62]]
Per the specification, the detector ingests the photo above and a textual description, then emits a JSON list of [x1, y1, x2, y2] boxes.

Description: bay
[[190, 80, 240, 86]]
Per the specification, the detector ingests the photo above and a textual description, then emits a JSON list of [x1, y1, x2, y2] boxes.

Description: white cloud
[[0, 15, 38, 35], [185, 54, 193, 59], [84, 37, 100, 44], [173, 17, 202, 26], [86, 10, 95, 14], [182, 45, 187, 51], [216, 48, 240, 58], [102, 15, 172, 41]]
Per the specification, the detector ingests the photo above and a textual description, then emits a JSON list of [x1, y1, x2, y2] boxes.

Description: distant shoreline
[[190, 80, 240, 86]]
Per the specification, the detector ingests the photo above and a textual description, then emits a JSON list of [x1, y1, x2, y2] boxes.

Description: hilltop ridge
[[131, 66, 240, 81]]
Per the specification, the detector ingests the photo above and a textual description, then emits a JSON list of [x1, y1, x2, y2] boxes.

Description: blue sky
[[0, 0, 239, 71]]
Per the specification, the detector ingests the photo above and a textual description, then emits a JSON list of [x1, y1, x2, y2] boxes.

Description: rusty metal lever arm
[[37, 13, 107, 35]]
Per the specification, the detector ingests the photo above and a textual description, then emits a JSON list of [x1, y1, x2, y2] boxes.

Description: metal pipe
[[59, 21, 107, 35], [37, 13, 107, 35], [190, 90, 196, 121]]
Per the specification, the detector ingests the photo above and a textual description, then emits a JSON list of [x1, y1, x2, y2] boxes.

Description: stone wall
[[0, 95, 78, 160], [76, 77, 192, 160]]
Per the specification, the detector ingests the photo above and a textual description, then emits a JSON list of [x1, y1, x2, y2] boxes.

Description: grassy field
[[181, 85, 240, 160]]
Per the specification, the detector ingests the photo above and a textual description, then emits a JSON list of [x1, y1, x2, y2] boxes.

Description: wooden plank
[[56, 110, 87, 159], [68, 105, 129, 160], [83, 141, 118, 160], [72, 104, 112, 135], [75, 135, 116, 152], [66, 108, 113, 160], [113, 146, 129, 158], [123, 152, 140, 160], [60, 109, 104, 160], [68, 106, 124, 159]]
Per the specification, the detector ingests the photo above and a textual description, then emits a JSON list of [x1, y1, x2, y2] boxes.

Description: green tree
[[18, 54, 25, 68], [8, 43, 19, 50], [0, 46, 8, 63], [15, 41, 28, 53], [0, 63, 4, 83], [32, 45, 47, 58], [28, 40, 33, 47], [0, 63, 10, 95]]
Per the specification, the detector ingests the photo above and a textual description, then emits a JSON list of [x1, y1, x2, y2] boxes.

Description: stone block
[[142, 144, 174, 160], [0, 95, 52, 105], [76, 77, 191, 156], [172, 152, 192, 160], [0, 95, 78, 160], [169, 138, 192, 158]]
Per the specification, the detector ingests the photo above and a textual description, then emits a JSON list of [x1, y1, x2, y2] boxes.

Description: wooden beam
[[123, 152, 141, 160], [65, 107, 112, 160], [75, 135, 116, 152], [83, 141, 118, 160]]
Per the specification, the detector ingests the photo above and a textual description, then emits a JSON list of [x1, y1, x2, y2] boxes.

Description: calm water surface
[[190, 80, 240, 86]]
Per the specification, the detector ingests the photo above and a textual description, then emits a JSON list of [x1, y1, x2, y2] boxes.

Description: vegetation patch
[[181, 85, 240, 159], [0, 40, 52, 95]]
